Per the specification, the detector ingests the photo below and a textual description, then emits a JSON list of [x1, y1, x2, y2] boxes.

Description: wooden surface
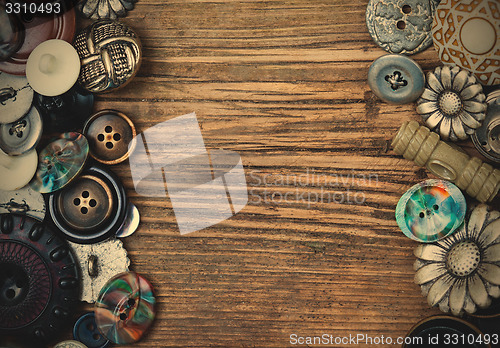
[[92, 1, 448, 346]]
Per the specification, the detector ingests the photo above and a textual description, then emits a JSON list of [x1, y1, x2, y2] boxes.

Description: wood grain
[[87, 0, 449, 346]]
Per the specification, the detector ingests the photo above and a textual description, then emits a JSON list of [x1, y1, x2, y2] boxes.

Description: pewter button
[[0, 106, 42, 156]]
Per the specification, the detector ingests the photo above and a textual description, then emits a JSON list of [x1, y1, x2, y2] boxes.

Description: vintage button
[[368, 54, 425, 104], [54, 340, 88, 348], [0, 149, 37, 191], [30, 132, 89, 194], [0, 72, 33, 124], [0, 106, 42, 155], [68, 238, 130, 303], [48, 165, 127, 244], [396, 179, 466, 242], [0, 186, 46, 221], [432, 0, 500, 86], [74, 19, 142, 93], [83, 110, 137, 165], [0, 214, 80, 345], [116, 202, 140, 238], [0, 7, 76, 76], [0, 4, 25, 61], [35, 85, 94, 133], [95, 272, 156, 345], [78, 0, 137, 19], [472, 91, 500, 163], [366, 0, 440, 55], [26, 40, 80, 97], [73, 313, 110, 348]]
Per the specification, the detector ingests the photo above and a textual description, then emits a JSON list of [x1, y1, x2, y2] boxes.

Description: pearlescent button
[[368, 54, 425, 104], [0, 149, 37, 191], [95, 272, 156, 345], [73, 313, 110, 348], [396, 179, 466, 242], [366, 0, 440, 55], [0, 106, 42, 155], [432, 0, 500, 86], [116, 202, 140, 238], [0, 72, 33, 124]]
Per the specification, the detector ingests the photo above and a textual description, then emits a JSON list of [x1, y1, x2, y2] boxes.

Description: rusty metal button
[[0, 72, 33, 124], [0, 106, 42, 156], [83, 110, 136, 165], [48, 165, 127, 244], [0, 4, 25, 62]]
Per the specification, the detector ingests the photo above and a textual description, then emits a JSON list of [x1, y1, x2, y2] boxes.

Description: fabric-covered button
[[472, 91, 500, 163], [116, 202, 140, 238], [73, 313, 110, 348], [74, 20, 141, 93], [368, 54, 425, 104], [30, 132, 89, 194], [83, 110, 137, 165], [26, 40, 80, 97], [54, 340, 88, 348], [432, 0, 500, 86], [0, 72, 33, 124], [0, 106, 42, 156], [95, 272, 156, 345], [0, 214, 79, 345], [366, 0, 440, 55], [0, 149, 37, 191], [35, 85, 94, 133], [0, 8, 76, 76], [396, 179, 466, 242], [48, 165, 127, 244], [0, 186, 46, 221], [0, 4, 25, 62]]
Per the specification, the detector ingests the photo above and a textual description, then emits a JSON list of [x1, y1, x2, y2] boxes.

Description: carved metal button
[[74, 20, 141, 93], [396, 179, 466, 243], [368, 54, 425, 104], [48, 165, 127, 244], [472, 91, 500, 163], [73, 312, 110, 348], [0, 72, 33, 124], [83, 110, 137, 165], [0, 4, 25, 62], [54, 340, 88, 348], [0, 214, 80, 345], [366, 0, 440, 55], [0, 149, 37, 191], [78, 0, 137, 20], [0, 186, 45, 221], [0, 106, 42, 156]]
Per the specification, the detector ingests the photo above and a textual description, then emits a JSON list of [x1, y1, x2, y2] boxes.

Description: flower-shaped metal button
[[472, 91, 500, 163], [30, 132, 89, 194], [0, 106, 42, 156], [414, 204, 500, 316], [366, 0, 440, 55], [48, 165, 127, 244], [396, 179, 466, 243], [78, 0, 137, 19], [417, 65, 487, 141], [0, 186, 46, 221], [0, 214, 80, 345], [95, 272, 156, 344], [73, 313, 110, 348], [368, 54, 425, 104], [0, 149, 37, 191], [0, 72, 33, 124], [83, 110, 137, 165]]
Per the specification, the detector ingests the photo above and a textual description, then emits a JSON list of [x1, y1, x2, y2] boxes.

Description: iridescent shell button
[[396, 179, 466, 242], [368, 54, 426, 104]]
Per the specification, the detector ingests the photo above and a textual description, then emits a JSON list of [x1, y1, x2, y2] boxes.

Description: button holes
[[397, 20, 406, 30], [56, 151, 63, 156], [82, 191, 90, 198], [47, 164, 53, 171], [482, 141, 487, 146], [89, 199, 97, 207], [119, 313, 127, 321], [419, 212, 425, 218], [128, 298, 136, 306], [5, 289, 15, 299], [16, 131, 23, 138], [113, 133, 121, 141], [97, 134, 105, 142], [433, 205, 439, 210], [105, 126, 113, 133], [402, 5, 411, 14], [21, 13, 34, 22], [87, 323, 95, 331], [81, 207, 88, 214], [73, 198, 80, 206], [93, 333, 101, 340], [106, 142, 114, 149]]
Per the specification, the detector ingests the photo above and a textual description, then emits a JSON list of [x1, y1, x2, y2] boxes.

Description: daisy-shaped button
[[417, 65, 487, 141], [414, 204, 500, 316], [396, 179, 466, 243]]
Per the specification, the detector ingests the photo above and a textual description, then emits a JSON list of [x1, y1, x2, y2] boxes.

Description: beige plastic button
[[0, 148, 37, 191]]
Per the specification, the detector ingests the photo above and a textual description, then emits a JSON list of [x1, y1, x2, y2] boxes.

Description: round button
[[0, 4, 25, 62], [472, 91, 500, 163], [48, 165, 127, 244], [0, 185, 46, 222], [395, 179, 466, 242], [0, 214, 80, 345], [0, 149, 37, 191], [95, 272, 156, 345], [30, 132, 89, 194], [55, 340, 88, 348], [366, 0, 440, 55], [0, 72, 33, 124], [35, 85, 94, 133], [74, 20, 142, 93], [368, 54, 425, 104], [26, 40, 80, 97], [83, 110, 137, 165], [0, 7, 76, 76], [116, 202, 140, 238], [0, 106, 42, 156], [73, 313, 110, 348], [432, 0, 500, 86]]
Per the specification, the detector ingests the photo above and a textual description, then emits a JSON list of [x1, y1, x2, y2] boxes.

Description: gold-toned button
[[83, 110, 136, 165]]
